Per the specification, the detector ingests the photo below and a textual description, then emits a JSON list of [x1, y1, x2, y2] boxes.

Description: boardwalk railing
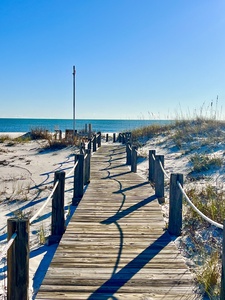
[[4, 130, 223, 298], [0, 131, 114, 300], [123, 134, 225, 299]]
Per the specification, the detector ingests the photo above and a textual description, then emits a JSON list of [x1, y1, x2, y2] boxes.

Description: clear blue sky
[[1, 0, 225, 120]]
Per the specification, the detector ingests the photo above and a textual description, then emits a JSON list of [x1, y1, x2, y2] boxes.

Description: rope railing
[[125, 139, 224, 230], [135, 148, 141, 156], [177, 181, 223, 229], [0, 233, 17, 262], [152, 149, 223, 229], [29, 136, 95, 225], [122, 134, 225, 298], [30, 180, 59, 225], [159, 160, 170, 179], [65, 160, 78, 178], [1, 128, 103, 300]]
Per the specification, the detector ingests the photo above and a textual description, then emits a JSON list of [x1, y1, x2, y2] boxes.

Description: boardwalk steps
[[36, 144, 197, 300]]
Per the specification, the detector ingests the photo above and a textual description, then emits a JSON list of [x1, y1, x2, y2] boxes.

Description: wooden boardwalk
[[36, 144, 197, 300]]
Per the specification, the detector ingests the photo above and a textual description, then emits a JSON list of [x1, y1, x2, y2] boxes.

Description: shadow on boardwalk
[[87, 232, 170, 300], [36, 144, 198, 300]]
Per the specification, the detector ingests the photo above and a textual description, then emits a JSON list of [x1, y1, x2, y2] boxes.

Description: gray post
[[88, 139, 92, 151], [131, 146, 137, 173], [7, 218, 29, 300], [122, 134, 125, 144], [149, 150, 156, 183], [51, 171, 65, 241], [73, 154, 84, 205], [155, 155, 165, 204], [221, 220, 225, 299], [88, 124, 92, 139], [97, 132, 101, 147], [106, 133, 109, 142], [118, 133, 122, 143], [113, 133, 116, 143], [93, 135, 97, 152], [125, 132, 130, 143], [168, 173, 183, 236], [80, 142, 85, 154], [126, 142, 131, 165], [84, 149, 91, 185]]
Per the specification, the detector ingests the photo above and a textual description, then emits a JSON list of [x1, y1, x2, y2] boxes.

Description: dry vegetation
[[132, 116, 225, 299]]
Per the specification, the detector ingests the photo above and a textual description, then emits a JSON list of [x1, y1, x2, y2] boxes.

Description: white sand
[[0, 134, 76, 299]]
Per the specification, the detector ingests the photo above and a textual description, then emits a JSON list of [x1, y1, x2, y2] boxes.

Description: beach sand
[[0, 133, 76, 298]]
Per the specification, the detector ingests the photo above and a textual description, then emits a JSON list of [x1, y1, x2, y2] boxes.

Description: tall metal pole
[[73, 66, 76, 140]]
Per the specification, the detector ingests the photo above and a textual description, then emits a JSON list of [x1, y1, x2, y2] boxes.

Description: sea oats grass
[[190, 154, 223, 173], [185, 185, 225, 224]]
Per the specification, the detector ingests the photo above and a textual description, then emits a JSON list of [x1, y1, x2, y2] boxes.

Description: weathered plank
[[36, 144, 199, 300]]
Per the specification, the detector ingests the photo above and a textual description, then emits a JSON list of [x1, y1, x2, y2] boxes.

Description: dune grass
[[0, 134, 10, 143], [185, 185, 225, 225], [132, 113, 225, 299]]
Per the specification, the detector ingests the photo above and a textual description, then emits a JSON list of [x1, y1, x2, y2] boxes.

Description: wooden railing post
[[80, 142, 85, 154], [221, 220, 225, 299], [88, 124, 92, 139], [113, 133, 116, 143], [149, 150, 156, 183], [106, 133, 109, 142], [122, 134, 125, 144], [88, 138, 92, 151], [126, 142, 131, 165], [126, 132, 131, 143], [93, 135, 97, 152], [84, 149, 91, 185], [73, 154, 84, 205], [97, 132, 101, 147], [118, 133, 122, 143], [131, 146, 137, 173], [168, 173, 183, 236], [51, 171, 65, 241], [155, 155, 165, 203], [7, 217, 29, 300]]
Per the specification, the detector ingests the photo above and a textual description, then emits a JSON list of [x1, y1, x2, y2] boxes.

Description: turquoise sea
[[0, 118, 172, 133]]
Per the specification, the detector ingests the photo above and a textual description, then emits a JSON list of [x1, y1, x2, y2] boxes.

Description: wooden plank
[[36, 144, 197, 300]]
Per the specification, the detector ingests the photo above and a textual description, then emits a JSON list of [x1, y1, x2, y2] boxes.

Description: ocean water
[[0, 118, 172, 133]]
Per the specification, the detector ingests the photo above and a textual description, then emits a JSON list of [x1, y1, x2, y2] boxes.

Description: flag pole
[[73, 66, 76, 141]]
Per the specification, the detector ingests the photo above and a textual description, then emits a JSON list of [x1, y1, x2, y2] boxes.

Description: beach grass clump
[[46, 139, 71, 150], [30, 127, 72, 150], [182, 184, 224, 297], [185, 185, 225, 224], [196, 251, 221, 298], [39, 225, 46, 245], [0, 134, 31, 144], [131, 123, 170, 141], [189, 154, 223, 173], [170, 118, 225, 149], [14, 136, 31, 143], [30, 127, 50, 140], [0, 134, 10, 143]]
